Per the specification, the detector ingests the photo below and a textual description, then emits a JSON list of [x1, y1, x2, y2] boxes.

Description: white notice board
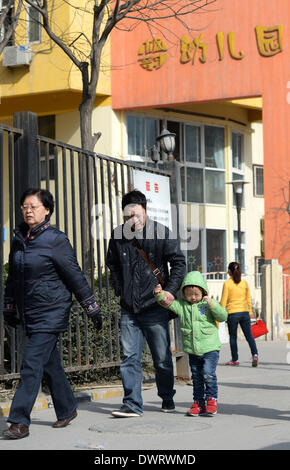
[[132, 169, 172, 230]]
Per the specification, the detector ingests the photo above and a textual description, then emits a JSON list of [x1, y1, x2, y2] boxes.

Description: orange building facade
[[111, 0, 289, 273]]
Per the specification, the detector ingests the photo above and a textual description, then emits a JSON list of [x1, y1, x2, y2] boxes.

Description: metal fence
[[0, 124, 24, 380], [0, 123, 175, 380]]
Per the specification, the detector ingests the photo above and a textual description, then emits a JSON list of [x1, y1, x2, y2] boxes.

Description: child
[[154, 270, 227, 417]]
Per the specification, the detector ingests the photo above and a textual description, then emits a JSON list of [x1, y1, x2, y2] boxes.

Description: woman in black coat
[[2, 188, 102, 440]]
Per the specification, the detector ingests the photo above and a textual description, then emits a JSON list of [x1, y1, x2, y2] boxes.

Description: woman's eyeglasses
[[21, 205, 43, 212]]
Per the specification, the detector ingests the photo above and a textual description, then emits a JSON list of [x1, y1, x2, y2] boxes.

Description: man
[[106, 189, 186, 417]]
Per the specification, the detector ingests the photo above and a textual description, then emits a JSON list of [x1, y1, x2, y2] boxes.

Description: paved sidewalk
[[0, 339, 290, 451]]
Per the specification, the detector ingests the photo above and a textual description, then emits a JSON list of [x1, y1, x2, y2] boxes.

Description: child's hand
[[154, 284, 162, 294], [203, 296, 212, 304]]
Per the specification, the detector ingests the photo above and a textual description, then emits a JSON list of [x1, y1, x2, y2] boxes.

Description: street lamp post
[[156, 128, 176, 161], [226, 180, 249, 268], [150, 127, 176, 163]]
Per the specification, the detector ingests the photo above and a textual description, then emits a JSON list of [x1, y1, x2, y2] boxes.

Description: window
[[232, 132, 243, 171], [126, 116, 227, 204], [0, 0, 13, 45], [205, 126, 225, 169], [27, 3, 41, 43], [187, 229, 202, 272], [185, 124, 201, 163], [183, 124, 225, 204], [167, 121, 181, 161], [255, 256, 265, 288], [127, 115, 159, 158], [253, 165, 264, 196], [232, 132, 245, 207], [186, 167, 203, 203], [234, 230, 245, 272], [186, 228, 227, 276], [206, 229, 226, 273]]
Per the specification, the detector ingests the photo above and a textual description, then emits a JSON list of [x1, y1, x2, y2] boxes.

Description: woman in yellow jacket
[[220, 262, 258, 367]]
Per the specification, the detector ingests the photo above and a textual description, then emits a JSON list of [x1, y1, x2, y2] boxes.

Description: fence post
[[13, 111, 40, 226], [261, 259, 285, 340]]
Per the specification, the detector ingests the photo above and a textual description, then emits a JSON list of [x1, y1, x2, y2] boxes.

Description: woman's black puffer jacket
[[4, 220, 95, 334]]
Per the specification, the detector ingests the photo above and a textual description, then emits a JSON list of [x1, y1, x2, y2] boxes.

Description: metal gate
[[0, 121, 172, 380]]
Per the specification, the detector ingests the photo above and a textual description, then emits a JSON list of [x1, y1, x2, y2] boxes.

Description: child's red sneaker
[[206, 397, 217, 416], [225, 360, 240, 366], [186, 401, 206, 417]]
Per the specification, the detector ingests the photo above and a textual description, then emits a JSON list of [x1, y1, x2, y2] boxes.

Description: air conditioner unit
[[2, 45, 32, 68]]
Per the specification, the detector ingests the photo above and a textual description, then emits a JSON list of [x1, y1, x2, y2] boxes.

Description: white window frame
[[26, 2, 41, 44], [253, 164, 264, 197], [126, 114, 160, 163], [181, 122, 226, 205], [232, 130, 245, 174], [232, 131, 245, 207], [186, 227, 227, 279]]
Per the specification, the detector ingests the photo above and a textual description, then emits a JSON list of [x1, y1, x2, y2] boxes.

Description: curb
[[0, 384, 155, 418], [0, 387, 124, 418]]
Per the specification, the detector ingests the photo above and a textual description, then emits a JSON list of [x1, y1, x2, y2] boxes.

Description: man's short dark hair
[[121, 190, 147, 211], [20, 188, 54, 216]]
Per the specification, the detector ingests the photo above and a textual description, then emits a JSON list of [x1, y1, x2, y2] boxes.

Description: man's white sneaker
[[112, 405, 142, 418]]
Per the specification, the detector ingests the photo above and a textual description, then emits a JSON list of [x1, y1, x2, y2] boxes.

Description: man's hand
[[154, 284, 162, 295]]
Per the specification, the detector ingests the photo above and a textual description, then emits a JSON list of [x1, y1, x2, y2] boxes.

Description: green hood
[[181, 271, 209, 298]]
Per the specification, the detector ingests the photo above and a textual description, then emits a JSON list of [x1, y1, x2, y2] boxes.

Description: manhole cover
[[89, 417, 212, 435]]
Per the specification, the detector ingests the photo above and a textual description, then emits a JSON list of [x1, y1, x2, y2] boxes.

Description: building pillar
[[261, 259, 285, 340]]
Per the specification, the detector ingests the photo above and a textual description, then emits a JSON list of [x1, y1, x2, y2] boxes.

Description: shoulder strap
[[131, 238, 165, 287]]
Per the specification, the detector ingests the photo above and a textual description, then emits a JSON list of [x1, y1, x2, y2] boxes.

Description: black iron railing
[[0, 126, 175, 380]]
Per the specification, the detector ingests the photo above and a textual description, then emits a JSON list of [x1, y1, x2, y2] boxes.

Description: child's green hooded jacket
[[155, 271, 228, 356]]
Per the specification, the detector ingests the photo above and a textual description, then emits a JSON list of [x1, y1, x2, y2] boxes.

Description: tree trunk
[[78, 92, 95, 285]]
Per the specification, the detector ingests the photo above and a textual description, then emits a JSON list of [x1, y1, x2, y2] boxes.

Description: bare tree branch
[[22, 0, 217, 151], [0, 0, 24, 54]]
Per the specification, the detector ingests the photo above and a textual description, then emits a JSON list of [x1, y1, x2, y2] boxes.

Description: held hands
[[154, 284, 163, 295], [154, 284, 175, 307]]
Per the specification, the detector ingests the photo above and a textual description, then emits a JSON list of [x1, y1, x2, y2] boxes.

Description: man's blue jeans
[[120, 307, 175, 415], [8, 332, 77, 427], [189, 350, 219, 405], [227, 311, 258, 361]]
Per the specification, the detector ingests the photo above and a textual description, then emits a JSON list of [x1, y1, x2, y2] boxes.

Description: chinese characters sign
[[138, 25, 283, 71], [255, 25, 283, 57], [138, 38, 168, 71]]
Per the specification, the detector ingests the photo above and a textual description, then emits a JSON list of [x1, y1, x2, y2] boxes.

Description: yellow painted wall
[[0, 0, 111, 119]]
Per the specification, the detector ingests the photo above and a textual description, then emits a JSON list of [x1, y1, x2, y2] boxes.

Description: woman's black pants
[[7, 332, 77, 427]]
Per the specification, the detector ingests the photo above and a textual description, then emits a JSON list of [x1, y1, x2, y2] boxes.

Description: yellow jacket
[[220, 277, 252, 315]]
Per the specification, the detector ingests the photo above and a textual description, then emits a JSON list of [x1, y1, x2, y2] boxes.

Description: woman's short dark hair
[[122, 190, 147, 211], [20, 188, 54, 217], [228, 261, 241, 284]]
